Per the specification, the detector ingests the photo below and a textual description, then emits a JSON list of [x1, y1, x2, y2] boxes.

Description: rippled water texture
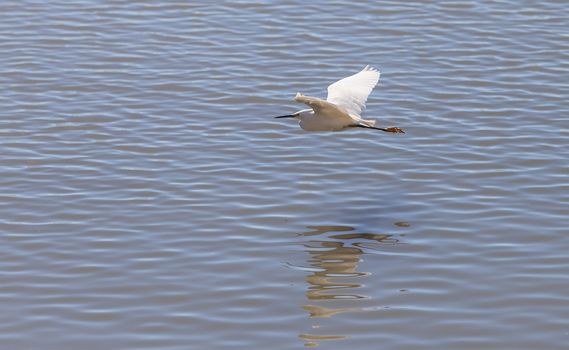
[[1, 1, 568, 349]]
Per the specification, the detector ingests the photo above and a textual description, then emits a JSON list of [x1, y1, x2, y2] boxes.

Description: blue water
[[0, 1, 567, 349]]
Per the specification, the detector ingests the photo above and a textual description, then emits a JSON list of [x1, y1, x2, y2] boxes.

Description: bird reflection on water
[[291, 225, 399, 347]]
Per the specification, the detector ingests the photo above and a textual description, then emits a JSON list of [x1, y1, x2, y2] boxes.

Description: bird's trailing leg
[[383, 126, 405, 133], [351, 124, 405, 133]]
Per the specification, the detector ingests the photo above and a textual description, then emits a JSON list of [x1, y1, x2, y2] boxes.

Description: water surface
[[0, 1, 568, 349]]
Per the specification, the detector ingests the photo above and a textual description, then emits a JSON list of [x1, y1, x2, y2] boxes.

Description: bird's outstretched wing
[[326, 65, 380, 117]]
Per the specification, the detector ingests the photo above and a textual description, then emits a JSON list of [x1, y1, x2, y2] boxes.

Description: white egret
[[275, 65, 404, 133]]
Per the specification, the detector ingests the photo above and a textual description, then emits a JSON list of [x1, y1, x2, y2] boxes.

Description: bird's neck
[[298, 109, 314, 119]]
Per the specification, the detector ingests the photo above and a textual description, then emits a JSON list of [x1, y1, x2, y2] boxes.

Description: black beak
[[274, 114, 296, 119]]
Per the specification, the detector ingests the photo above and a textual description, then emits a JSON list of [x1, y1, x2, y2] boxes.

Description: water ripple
[[0, 0, 567, 349]]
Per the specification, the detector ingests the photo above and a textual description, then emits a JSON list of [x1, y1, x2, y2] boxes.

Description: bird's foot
[[385, 127, 405, 133]]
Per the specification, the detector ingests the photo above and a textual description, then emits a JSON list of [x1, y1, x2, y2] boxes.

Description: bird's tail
[[359, 119, 376, 127]]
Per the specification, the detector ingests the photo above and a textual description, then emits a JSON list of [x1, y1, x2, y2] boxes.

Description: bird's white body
[[292, 65, 381, 131], [297, 108, 347, 132], [294, 98, 375, 132]]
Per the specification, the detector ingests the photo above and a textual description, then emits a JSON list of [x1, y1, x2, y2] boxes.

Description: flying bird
[[275, 65, 404, 133]]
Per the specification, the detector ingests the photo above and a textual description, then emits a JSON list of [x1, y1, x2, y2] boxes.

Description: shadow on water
[[288, 225, 400, 347]]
